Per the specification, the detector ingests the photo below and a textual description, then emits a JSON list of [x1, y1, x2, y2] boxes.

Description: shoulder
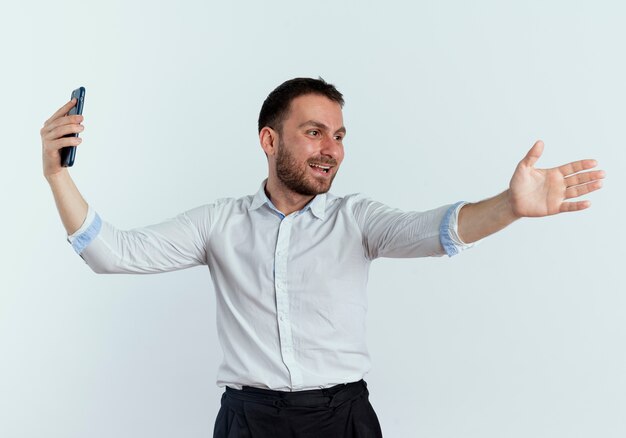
[[327, 192, 372, 206], [332, 192, 381, 209], [325, 192, 384, 218], [180, 194, 255, 220]]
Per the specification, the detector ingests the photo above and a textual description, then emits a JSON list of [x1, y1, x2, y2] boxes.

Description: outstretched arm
[[457, 140, 605, 244], [41, 99, 209, 273]]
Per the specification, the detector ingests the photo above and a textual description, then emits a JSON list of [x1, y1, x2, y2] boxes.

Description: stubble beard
[[275, 138, 337, 196]]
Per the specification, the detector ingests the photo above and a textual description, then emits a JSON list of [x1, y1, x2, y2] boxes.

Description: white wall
[[1, 1, 624, 436]]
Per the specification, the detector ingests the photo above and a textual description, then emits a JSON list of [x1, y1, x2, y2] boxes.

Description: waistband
[[223, 380, 368, 409]]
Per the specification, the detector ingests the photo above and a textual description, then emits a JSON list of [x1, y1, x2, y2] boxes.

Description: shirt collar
[[307, 193, 327, 219], [249, 180, 270, 211], [249, 180, 327, 220]]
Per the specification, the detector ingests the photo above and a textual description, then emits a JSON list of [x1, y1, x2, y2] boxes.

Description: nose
[[320, 134, 343, 160]]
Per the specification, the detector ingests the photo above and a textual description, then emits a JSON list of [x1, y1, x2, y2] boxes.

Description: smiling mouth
[[308, 163, 332, 173], [309, 162, 334, 174]]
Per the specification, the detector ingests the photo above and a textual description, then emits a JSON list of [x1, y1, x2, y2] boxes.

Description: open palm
[[509, 141, 605, 218]]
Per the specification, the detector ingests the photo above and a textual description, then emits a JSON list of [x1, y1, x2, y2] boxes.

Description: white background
[[1, 1, 624, 436]]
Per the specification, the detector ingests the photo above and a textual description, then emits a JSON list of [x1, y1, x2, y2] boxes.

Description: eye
[[307, 130, 320, 136], [334, 135, 344, 141]]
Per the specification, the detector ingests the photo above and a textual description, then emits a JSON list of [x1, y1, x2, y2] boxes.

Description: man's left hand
[[508, 140, 605, 218]]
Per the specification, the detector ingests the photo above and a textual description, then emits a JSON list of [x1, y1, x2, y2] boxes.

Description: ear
[[259, 127, 278, 157]]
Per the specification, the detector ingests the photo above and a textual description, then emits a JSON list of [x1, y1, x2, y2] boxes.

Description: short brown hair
[[258, 77, 344, 133]]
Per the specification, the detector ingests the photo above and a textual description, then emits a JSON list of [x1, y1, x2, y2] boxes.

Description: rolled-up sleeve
[[440, 201, 476, 256], [351, 196, 475, 259], [67, 205, 211, 274], [67, 206, 102, 255]]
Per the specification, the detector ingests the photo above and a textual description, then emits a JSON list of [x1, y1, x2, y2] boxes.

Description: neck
[[264, 177, 315, 216]]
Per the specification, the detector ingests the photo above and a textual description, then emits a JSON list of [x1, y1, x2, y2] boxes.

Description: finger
[[45, 99, 78, 125], [564, 170, 606, 187], [45, 123, 84, 141], [565, 180, 603, 199], [42, 114, 84, 135], [46, 136, 83, 152], [559, 200, 591, 213], [558, 159, 598, 177], [521, 140, 544, 167], [41, 114, 83, 136]]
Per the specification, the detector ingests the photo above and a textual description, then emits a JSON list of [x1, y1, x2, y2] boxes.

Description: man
[[41, 78, 604, 437]]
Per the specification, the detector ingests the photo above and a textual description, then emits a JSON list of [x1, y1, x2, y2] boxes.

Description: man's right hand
[[40, 98, 85, 180]]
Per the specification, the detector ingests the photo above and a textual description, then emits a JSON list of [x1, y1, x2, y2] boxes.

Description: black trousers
[[213, 380, 383, 437]]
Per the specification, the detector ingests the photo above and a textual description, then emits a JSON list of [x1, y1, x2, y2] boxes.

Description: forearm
[[457, 190, 520, 244], [46, 169, 89, 235]]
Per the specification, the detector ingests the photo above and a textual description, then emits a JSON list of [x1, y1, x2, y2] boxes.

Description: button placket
[[274, 215, 302, 388]]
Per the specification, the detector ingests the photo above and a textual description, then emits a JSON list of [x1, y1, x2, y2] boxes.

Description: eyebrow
[[298, 120, 347, 135]]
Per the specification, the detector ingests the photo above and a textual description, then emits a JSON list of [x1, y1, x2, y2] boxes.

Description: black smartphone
[[61, 86, 86, 167]]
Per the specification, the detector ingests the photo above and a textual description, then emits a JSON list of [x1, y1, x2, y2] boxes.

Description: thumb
[[521, 140, 544, 168]]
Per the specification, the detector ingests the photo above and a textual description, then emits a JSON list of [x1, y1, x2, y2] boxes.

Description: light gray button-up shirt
[[68, 182, 472, 390]]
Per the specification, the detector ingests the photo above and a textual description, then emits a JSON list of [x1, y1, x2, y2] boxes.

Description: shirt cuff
[[439, 201, 476, 257], [66, 206, 102, 255]]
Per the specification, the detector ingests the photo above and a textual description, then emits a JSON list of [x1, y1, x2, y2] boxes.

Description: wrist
[[504, 189, 524, 221], [45, 168, 69, 185], [503, 189, 523, 222]]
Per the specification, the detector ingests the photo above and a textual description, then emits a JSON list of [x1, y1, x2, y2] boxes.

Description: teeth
[[310, 164, 330, 170]]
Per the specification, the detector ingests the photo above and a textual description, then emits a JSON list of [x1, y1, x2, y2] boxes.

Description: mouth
[[308, 163, 332, 174]]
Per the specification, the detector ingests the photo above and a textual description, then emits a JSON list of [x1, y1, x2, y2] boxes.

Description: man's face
[[273, 94, 346, 196]]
